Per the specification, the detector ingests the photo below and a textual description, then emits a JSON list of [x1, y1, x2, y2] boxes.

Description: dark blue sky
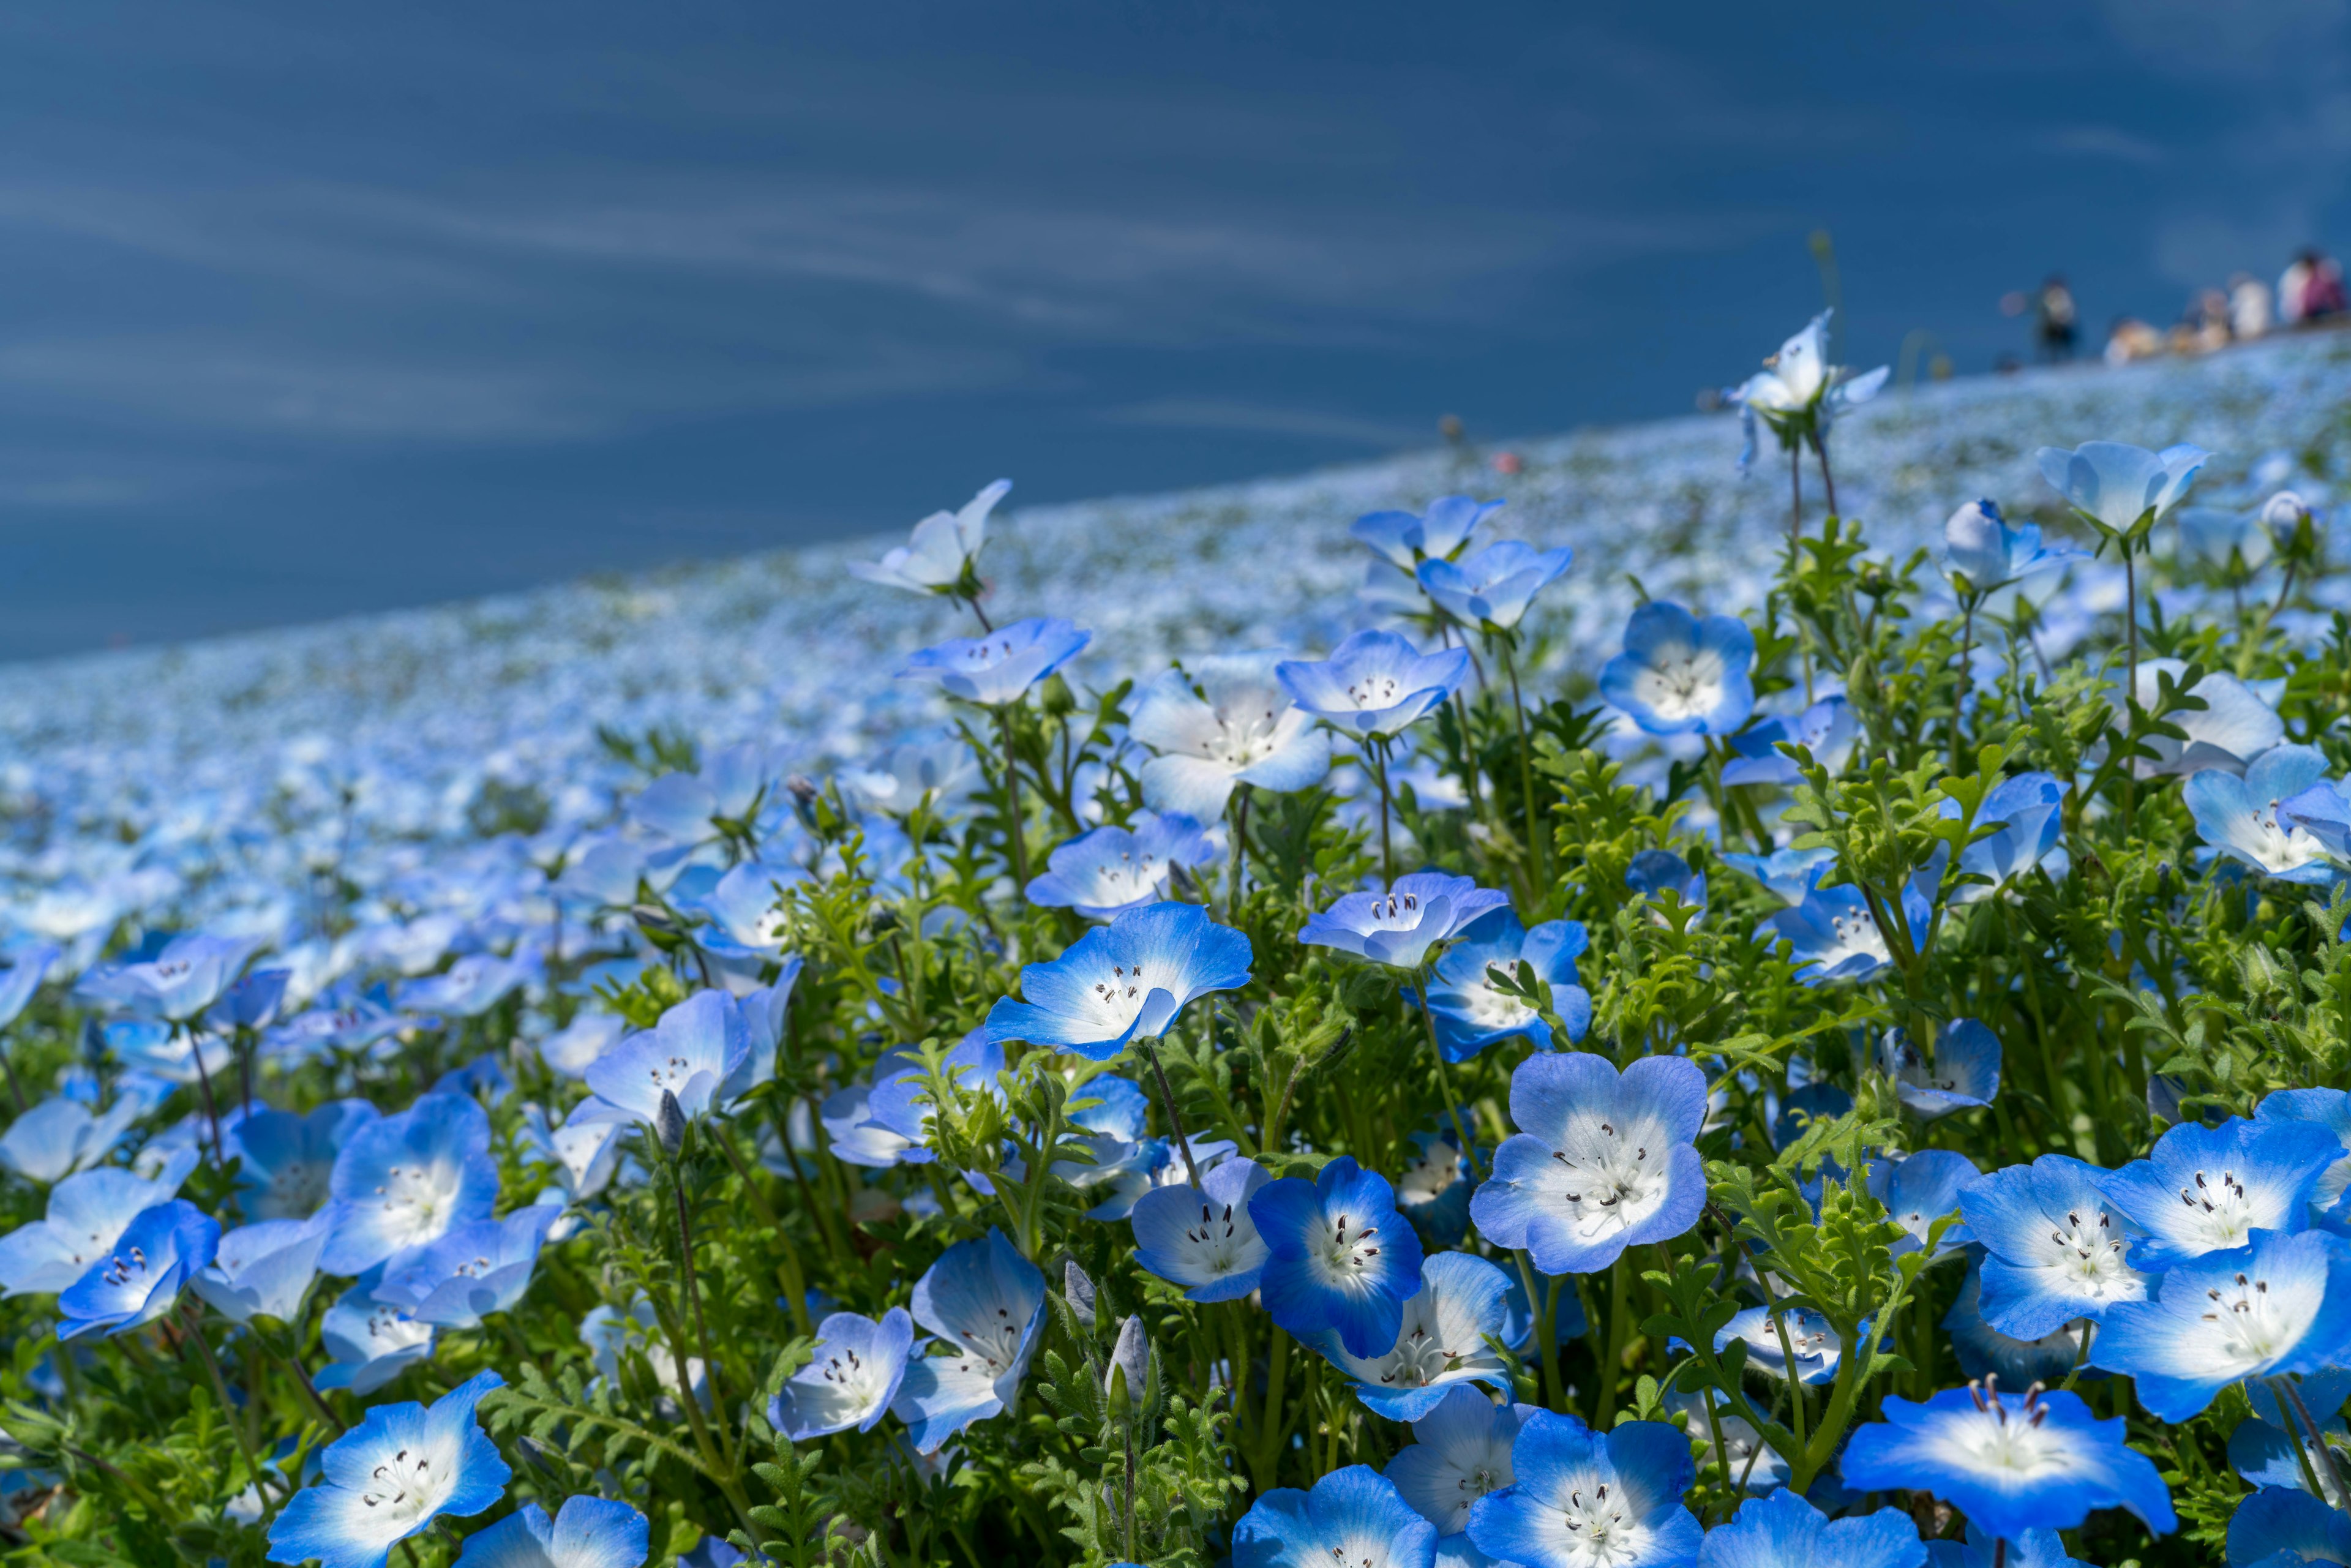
[[1, 0, 2342, 657]]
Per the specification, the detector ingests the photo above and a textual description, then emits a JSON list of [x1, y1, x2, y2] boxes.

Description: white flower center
[[1084, 962, 1153, 1031], [1176, 1198, 1253, 1279], [1548, 1478, 1647, 1566], [1629, 650, 1726, 721], [1309, 1209, 1387, 1289], [1460, 981, 1534, 1032], [1203, 705, 1282, 767], [2248, 798, 2330, 872], [357, 1441, 453, 1529], [1927, 1394, 2069, 1479], [949, 1302, 1025, 1377], [2199, 1267, 2314, 1373], [2174, 1166, 2262, 1250], [1545, 1120, 1662, 1241], [1341, 674, 1405, 711], [371, 1160, 462, 1246], [1399, 1142, 1464, 1209], [2040, 1205, 2136, 1296]]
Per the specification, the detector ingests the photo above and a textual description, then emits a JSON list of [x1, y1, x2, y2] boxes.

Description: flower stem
[[1369, 738, 1395, 886], [1138, 1036, 1204, 1191], [179, 1303, 271, 1520], [1412, 972, 1480, 1182], [1497, 633, 1546, 895], [996, 705, 1029, 890]]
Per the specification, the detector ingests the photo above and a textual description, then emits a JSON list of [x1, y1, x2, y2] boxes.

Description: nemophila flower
[[1716, 1305, 1843, 1384], [1624, 851, 1706, 910], [861, 1033, 1007, 1163], [1466, 1411, 1699, 1568], [271, 986, 421, 1067], [1127, 652, 1332, 821], [1924, 1523, 2089, 1568], [1876, 1020, 2001, 1119], [981, 901, 1251, 1061], [451, 1494, 650, 1568], [675, 860, 802, 960], [232, 1100, 381, 1220], [1385, 1385, 1537, 1540], [2229, 1484, 2351, 1567], [403, 951, 538, 1020], [192, 1214, 330, 1324], [1300, 872, 1510, 971], [1720, 847, 1837, 907], [898, 617, 1090, 707], [0, 942, 58, 1029], [317, 1093, 500, 1276], [373, 1206, 559, 1330], [2281, 776, 2351, 863], [1253, 1156, 1427, 1358], [579, 989, 754, 1129], [1959, 1154, 2150, 1340], [1043, 1074, 1169, 1220], [820, 1070, 917, 1169], [2099, 1117, 2341, 1269], [1722, 697, 1858, 789], [1471, 1051, 1707, 1277], [1235, 1464, 1438, 1568], [1771, 1081, 1851, 1152], [538, 1013, 626, 1080], [580, 1300, 707, 1407], [1025, 812, 1219, 920], [628, 741, 786, 855], [2187, 745, 2340, 883], [1765, 857, 1938, 987], [2177, 503, 2277, 575], [208, 967, 290, 1031], [1600, 602, 1755, 735], [2036, 440, 2210, 536], [1419, 910, 1591, 1060], [1352, 497, 1502, 571], [2091, 1230, 2351, 1420], [890, 1227, 1045, 1454], [1695, 1490, 1925, 1568], [267, 1370, 509, 1568], [0, 1150, 197, 1296], [0, 1092, 149, 1184], [1944, 499, 2091, 595], [1317, 1250, 1515, 1421], [1840, 1382, 2175, 1543], [1868, 1150, 1980, 1258], [2256, 1088, 2351, 1223], [770, 1308, 915, 1441], [520, 1102, 625, 1209], [2121, 659, 2284, 778], [1397, 1123, 1477, 1248], [1415, 540, 1574, 631], [58, 1199, 218, 1340], [1277, 631, 1472, 738], [848, 478, 1009, 595], [1949, 773, 2066, 904], [105, 1017, 236, 1085], [75, 932, 255, 1021], [2231, 1378, 2351, 1505], [1132, 1155, 1272, 1302]]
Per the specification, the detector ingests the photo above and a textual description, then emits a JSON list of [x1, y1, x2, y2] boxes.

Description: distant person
[[2104, 316, 2161, 367], [2280, 252, 2313, 325], [2306, 249, 2348, 321], [2034, 274, 2077, 361], [2188, 287, 2231, 353], [2229, 272, 2271, 339]]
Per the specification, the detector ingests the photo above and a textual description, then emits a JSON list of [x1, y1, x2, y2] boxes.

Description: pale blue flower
[[1764, 848, 1941, 987], [888, 1228, 1045, 1454], [59, 1199, 219, 1340], [1128, 653, 1332, 821], [1384, 1384, 1537, 1542], [1131, 1157, 1272, 1303], [1721, 697, 1856, 787], [230, 1100, 381, 1221], [770, 1308, 915, 1441], [373, 1205, 559, 1329], [314, 1288, 435, 1395], [2280, 777, 2351, 863], [676, 861, 804, 961], [1600, 602, 1754, 735], [401, 951, 538, 1020], [1026, 812, 1220, 920], [981, 901, 1251, 1062], [0, 1091, 151, 1184], [1696, 1489, 1925, 1568], [1419, 910, 1591, 1061], [2122, 658, 2283, 778], [2256, 1087, 2351, 1224], [1415, 541, 1573, 631], [1466, 1412, 1698, 1568], [76, 932, 257, 1022], [2101, 1117, 2342, 1269], [1316, 1250, 1515, 1421], [317, 1093, 500, 1276], [849, 478, 1009, 594], [2187, 744, 2341, 883], [2035, 440, 2210, 535], [2093, 1230, 2351, 1420], [0, 1150, 198, 1296], [192, 1213, 331, 1324], [1867, 1149, 1979, 1258], [898, 617, 1090, 707], [577, 989, 755, 1128], [1876, 1019, 2001, 1119], [1715, 1305, 1843, 1385], [1277, 631, 1471, 738], [1949, 771, 2066, 904], [1957, 1154, 2149, 1341], [1351, 497, 1502, 569], [1943, 498, 2088, 592], [1235, 1465, 1437, 1568], [1719, 847, 1836, 906], [1252, 1156, 1427, 1359], [267, 1370, 509, 1568], [452, 1495, 649, 1568], [1300, 872, 1510, 971]]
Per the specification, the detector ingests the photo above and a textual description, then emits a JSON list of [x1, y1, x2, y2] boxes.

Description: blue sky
[[1, 0, 2344, 657]]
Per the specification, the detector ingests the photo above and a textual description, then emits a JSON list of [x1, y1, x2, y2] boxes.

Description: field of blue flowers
[[3, 313, 2351, 1568]]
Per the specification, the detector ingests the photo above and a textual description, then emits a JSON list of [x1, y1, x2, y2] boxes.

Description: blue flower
[[1695, 1489, 1925, 1568], [206, 967, 290, 1031], [888, 1228, 1044, 1454], [1252, 1155, 1427, 1358], [1026, 812, 1220, 920], [1234, 1464, 1438, 1568], [267, 1370, 509, 1568], [1384, 1384, 1537, 1542], [1715, 1305, 1844, 1385], [1127, 653, 1332, 821], [2281, 776, 2351, 863], [848, 478, 1008, 595], [1396, 1123, 1477, 1248], [2036, 440, 2209, 536], [1922, 1523, 2089, 1568], [1420, 910, 1591, 1062], [1467, 1411, 1699, 1568], [75, 932, 256, 1021], [1471, 1051, 1707, 1277], [898, 617, 1090, 707], [1720, 847, 1837, 907], [318, 1093, 500, 1277], [1728, 311, 1888, 463], [863, 1031, 1006, 1162], [675, 861, 803, 961], [1869, 1150, 1979, 1258], [1048, 1074, 1167, 1220], [2099, 1117, 2342, 1269], [981, 901, 1252, 1062], [0, 1150, 197, 1296], [59, 1199, 218, 1340], [1352, 497, 1502, 570], [520, 1101, 626, 1210], [312, 1286, 433, 1394], [579, 989, 755, 1128], [1599, 602, 1755, 736], [1300, 872, 1511, 971], [192, 1214, 331, 1324], [1772, 1081, 1851, 1151], [1131, 1155, 1272, 1302], [2225, 1369, 2351, 1502], [1764, 852, 1939, 987], [373, 1206, 559, 1329], [820, 1068, 919, 1169], [1840, 1384, 2175, 1543], [2255, 1087, 2351, 1223], [0, 942, 58, 1029], [1415, 541, 1574, 631], [1949, 773, 2067, 904], [1942, 498, 2089, 592], [1957, 1154, 2150, 1340], [770, 1308, 915, 1441], [400, 951, 538, 1020], [2186, 745, 2341, 884], [1624, 851, 1706, 910], [628, 742, 786, 857], [452, 1494, 649, 1568], [0, 1090, 151, 1184], [1877, 1019, 2001, 1119], [2092, 1230, 2351, 1420], [230, 1100, 381, 1220], [2227, 1485, 2351, 1567], [1316, 1250, 1515, 1421], [1277, 631, 1471, 738], [1722, 697, 1858, 788]]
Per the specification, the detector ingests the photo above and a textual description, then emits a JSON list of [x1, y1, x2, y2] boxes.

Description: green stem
[[179, 1305, 270, 1518], [1498, 634, 1547, 894], [997, 705, 1030, 890]]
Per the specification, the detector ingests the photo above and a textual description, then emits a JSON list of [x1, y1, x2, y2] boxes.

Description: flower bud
[[654, 1089, 688, 1156], [1064, 1259, 1097, 1329], [1108, 1314, 1149, 1415]]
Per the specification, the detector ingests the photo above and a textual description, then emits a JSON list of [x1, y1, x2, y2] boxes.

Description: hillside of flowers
[[4, 314, 2351, 1568]]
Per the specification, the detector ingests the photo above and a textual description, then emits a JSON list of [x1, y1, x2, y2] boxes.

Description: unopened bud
[[654, 1089, 687, 1156], [1064, 1260, 1097, 1329], [1108, 1315, 1149, 1414]]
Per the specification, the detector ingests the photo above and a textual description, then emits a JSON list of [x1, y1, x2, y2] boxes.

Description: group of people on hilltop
[[2036, 247, 2350, 369]]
